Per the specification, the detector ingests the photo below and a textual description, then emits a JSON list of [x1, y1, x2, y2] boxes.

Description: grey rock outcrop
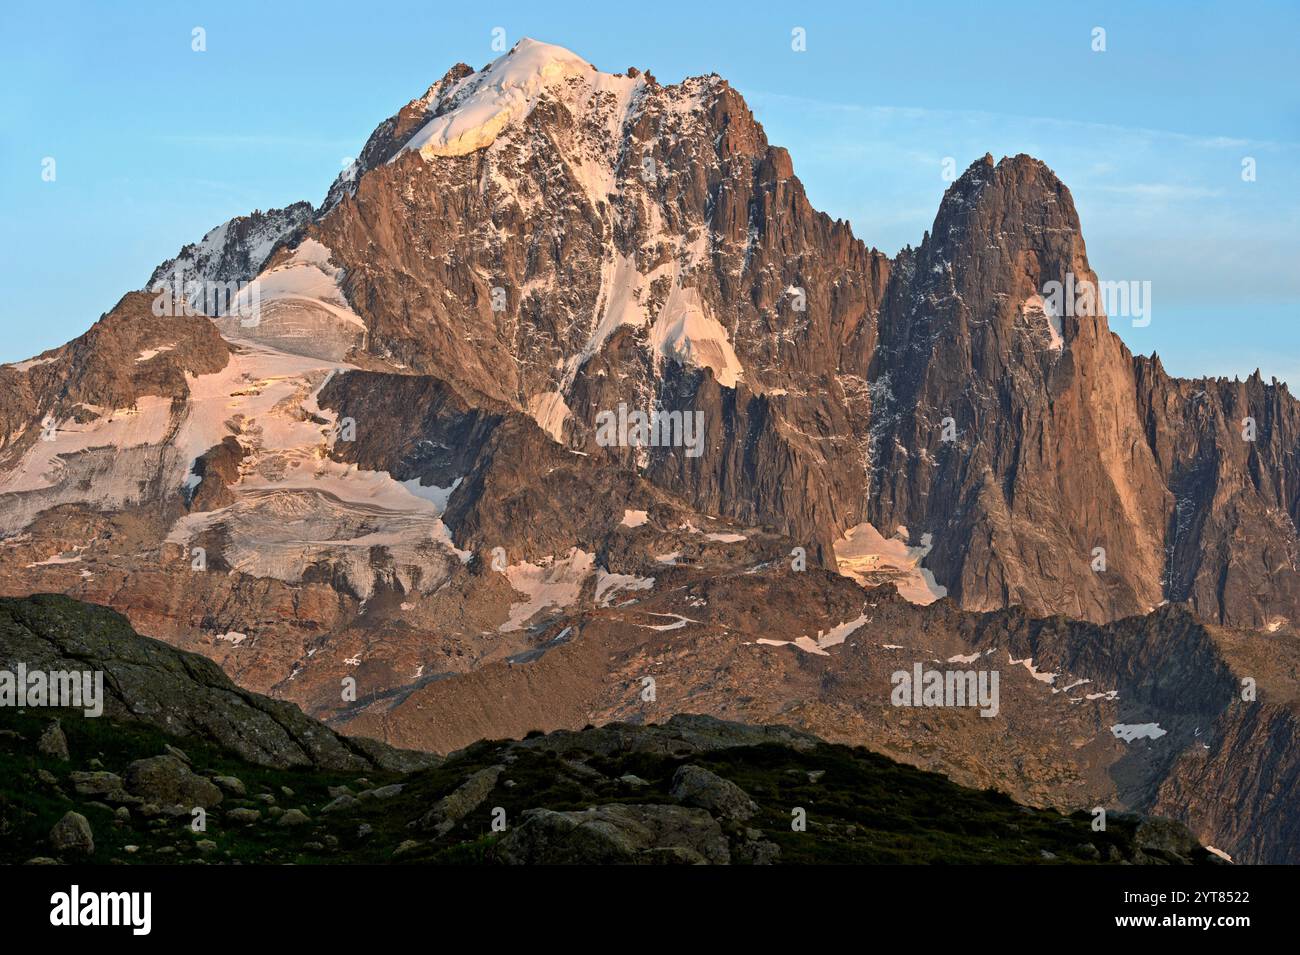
[[418, 765, 503, 836], [495, 804, 730, 865], [669, 764, 757, 821]]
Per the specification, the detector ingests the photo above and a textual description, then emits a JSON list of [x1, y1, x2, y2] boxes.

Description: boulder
[[494, 804, 730, 865], [37, 720, 69, 760], [392, 839, 423, 859], [418, 765, 503, 836], [213, 775, 246, 797], [669, 764, 757, 821], [70, 770, 124, 797], [321, 794, 361, 814], [277, 809, 309, 827], [124, 755, 223, 808], [359, 783, 404, 801], [1133, 817, 1207, 864], [49, 811, 94, 855]]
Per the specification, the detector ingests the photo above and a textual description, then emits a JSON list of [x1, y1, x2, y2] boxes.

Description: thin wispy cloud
[[746, 91, 1298, 152], [1093, 183, 1224, 201], [149, 133, 358, 150]]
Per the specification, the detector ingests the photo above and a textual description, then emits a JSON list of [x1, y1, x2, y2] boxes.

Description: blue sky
[[2, 0, 1297, 383]]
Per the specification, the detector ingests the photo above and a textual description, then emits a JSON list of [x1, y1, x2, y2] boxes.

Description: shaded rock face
[[1134, 358, 1300, 631], [1147, 621, 1300, 865], [318, 370, 508, 491], [186, 436, 246, 512]]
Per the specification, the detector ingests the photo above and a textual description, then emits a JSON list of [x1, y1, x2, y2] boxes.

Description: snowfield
[[833, 522, 948, 605]]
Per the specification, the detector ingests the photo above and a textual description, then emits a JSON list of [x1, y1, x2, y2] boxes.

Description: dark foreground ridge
[[1, 595, 1222, 865]]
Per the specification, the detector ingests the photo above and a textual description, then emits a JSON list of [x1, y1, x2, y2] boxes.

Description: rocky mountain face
[[327, 563, 1297, 864], [866, 156, 1170, 623], [1133, 359, 1300, 631], [0, 597, 1222, 866], [1, 39, 1296, 864], [147, 202, 314, 292], [865, 156, 1300, 631], [156, 36, 1293, 631]]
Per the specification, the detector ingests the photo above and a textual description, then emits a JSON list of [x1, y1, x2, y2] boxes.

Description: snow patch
[[400, 476, 461, 514], [24, 553, 82, 568], [527, 391, 570, 443], [225, 239, 367, 361], [704, 531, 746, 543], [135, 344, 176, 362], [640, 612, 697, 632], [594, 569, 655, 606], [1021, 293, 1064, 351], [500, 548, 596, 631], [946, 650, 992, 664], [649, 283, 743, 388], [620, 509, 649, 528], [1110, 722, 1167, 742], [0, 396, 176, 498], [1009, 654, 1058, 685], [832, 522, 947, 605], [758, 613, 870, 656], [5, 355, 58, 373]]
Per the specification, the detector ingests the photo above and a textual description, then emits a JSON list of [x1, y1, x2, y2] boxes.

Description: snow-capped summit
[[399, 38, 637, 159]]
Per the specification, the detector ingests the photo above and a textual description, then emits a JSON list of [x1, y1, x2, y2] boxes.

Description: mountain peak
[[502, 36, 591, 67], [399, 37, 632, 159], [931, 152, 1079, 251]]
